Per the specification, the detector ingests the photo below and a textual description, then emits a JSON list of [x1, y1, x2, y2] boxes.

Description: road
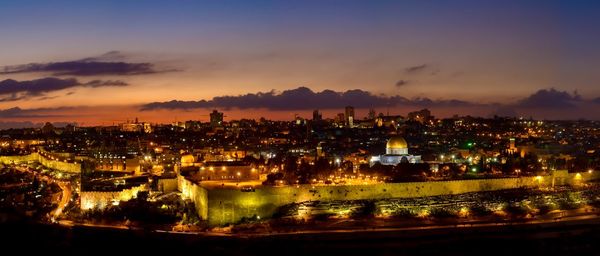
[[58, 220, 132, 230], [51, 181, 72, 220], [14, 165, 73, 221]]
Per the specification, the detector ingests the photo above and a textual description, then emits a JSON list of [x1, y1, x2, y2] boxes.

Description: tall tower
[[316, 142, 325, 157], [210, 110, 224, 127], [345, 106, 355, 128], [312, 109, 322, 121]]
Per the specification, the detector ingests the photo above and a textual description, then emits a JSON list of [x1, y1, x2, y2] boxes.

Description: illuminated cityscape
[[1, 1, 600, 255]]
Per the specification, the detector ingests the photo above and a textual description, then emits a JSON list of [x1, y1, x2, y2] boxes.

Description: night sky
[[1, 0, 599, 127]]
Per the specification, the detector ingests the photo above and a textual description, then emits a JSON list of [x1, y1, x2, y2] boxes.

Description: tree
[[263, 172, 284, 186], [351, 201, 378, 219], [391, 163, 430, 182], [283, 156, 298, 176]]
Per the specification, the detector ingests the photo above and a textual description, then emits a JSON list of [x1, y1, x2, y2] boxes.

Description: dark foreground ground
[[3, 218, 600, 256]]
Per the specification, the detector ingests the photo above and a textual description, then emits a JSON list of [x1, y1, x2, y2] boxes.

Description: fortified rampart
[[0, 153, 81, 173], [178, 175, 209, 220], [158, 177, 179, 193], [179, 170, 600, 226], [80, 184, 148, 210]]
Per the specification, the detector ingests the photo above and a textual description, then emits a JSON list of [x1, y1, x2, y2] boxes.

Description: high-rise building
[[210, 110, 224, 127], [336, 113, 345, 126], [312, 109, 322, 121], [295, 115, 304, 125], [316, 142, 325, 157], [345, 106, 355, 127]]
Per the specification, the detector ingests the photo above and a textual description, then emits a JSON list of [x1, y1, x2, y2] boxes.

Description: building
[[335, 113, 345, 126], [370, 136, 421, 166], [408, 109, 432, 123], [507, 137, 518, 154], [295, 115, 305, 125], [119, 118, 152, 133], [143, 123, 152, 133], [195, 161, 258, 181], [41, 122, 55, 134], [185, 120, 202, 131], [345, 106, 355, 127], [210, 110, 224, 127], [312, 109, 322, 121]]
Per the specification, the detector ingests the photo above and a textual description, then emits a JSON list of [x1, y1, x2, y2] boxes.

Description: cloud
[[141, 87, 399, 111], [3, 87, 599, 123], [409, 98, 474, 108], [517, 88, 582, 108], [405, 64, 428, 73], [79, 50, 127, 62], [404, 63, 441, 76], [84, 80, 129, 87], [0, 106, 72, 118], [0, 77, 129, 101], [395, 80, 410, 87], [138, 86, 600, 120], [0, 51, 175, 76], [140, 86, 480, 111]]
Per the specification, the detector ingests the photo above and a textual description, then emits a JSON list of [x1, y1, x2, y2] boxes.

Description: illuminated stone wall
[[80, 184, 148, 210], [178, 175, 209, 220], [0, 153, 81, 173], [179, 170, 600, 226], [204, 177, 539, 226], [0, 154, 36, 164], [31, 153, 81, 173], [158, 178, 178, 193]]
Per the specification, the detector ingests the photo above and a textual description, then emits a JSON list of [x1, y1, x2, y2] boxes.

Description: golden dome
[[386, 136, 408, 149], [181, 154, 196, 163]]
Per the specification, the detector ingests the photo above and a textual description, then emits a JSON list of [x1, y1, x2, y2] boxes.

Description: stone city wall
[[0, 153, 81, 173], [80, 184, 148, 210], [180, 170, 600, 226], [178, 175, 209, 220], [32, 153, 81, 173], [0, 154, 35, 164], [158, 177, 179, 193]]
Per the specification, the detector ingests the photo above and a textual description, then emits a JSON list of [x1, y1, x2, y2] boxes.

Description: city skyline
[[1, 0, 600, 127]]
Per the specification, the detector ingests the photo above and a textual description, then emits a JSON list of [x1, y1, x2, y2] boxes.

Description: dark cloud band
[[405, 64, 428, 73], [0, 106, 73, 118], [517, 88, 582, 108], [1, 61, 159, 76], [140, 86, 476, 111], [0, 51, 175, 76], [0, 78, 129, 102]]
